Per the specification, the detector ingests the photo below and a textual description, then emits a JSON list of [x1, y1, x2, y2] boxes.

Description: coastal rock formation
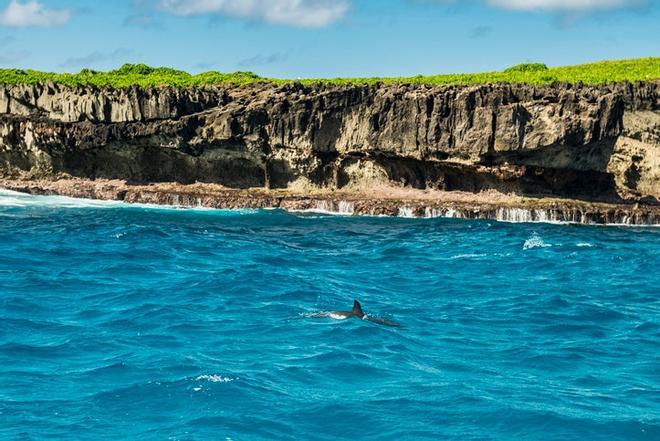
[[0, 80, 658, 203], [3, 178, 659, 225]]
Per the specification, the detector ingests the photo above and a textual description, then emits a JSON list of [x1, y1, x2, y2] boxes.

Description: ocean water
[[1, 189, 659, 441]]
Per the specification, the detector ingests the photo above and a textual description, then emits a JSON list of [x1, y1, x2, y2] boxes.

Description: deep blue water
[[1, 189, 659, 441]]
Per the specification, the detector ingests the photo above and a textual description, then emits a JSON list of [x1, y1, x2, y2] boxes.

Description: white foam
[[327, 313, 349, 320], [0, 189, 129, 209], [495, 207, 573, 224], [425, 207, 469, 219], [423, 205, 659, 227], [0, 188, 258, 214], [300, 311, 349, 320], [3, 188, 657, 227], [523, 233, 552, 250], [398, 206, 415, 218], [577, 242, 594, 248], [0, 195, 29, 207], [292, 200, 355, 216], [337, 200, 355, 215], [195, 375, 234, 383]]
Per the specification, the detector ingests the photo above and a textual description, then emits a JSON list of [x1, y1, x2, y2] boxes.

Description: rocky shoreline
[[2, 178, 659, 225], [1, 81, 658, 224], [1, 81, 659, 200]]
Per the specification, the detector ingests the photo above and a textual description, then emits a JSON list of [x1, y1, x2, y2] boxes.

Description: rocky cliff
[[1, 80, 658, 203]]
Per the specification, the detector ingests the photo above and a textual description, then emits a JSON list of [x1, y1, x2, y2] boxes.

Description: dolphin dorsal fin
[[352, 299, 364, 316]]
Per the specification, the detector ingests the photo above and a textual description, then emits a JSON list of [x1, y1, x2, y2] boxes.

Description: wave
[[523, 233, 552, 250], [577, 242, 594, 247], [0, 189, 127, 209], [291, 200, 356, 217], [0, 189, 258, 214], [192, 375, 237, 392], [448, 253, 488, 260], [195, 374, 236, 383]]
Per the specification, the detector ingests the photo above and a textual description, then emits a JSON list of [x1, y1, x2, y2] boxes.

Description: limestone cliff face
[[0, 80, 658, 202]]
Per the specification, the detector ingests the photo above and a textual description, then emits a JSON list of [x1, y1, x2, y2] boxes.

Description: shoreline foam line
[[2, 184, 659, 227], [0, 188, 257, 214]]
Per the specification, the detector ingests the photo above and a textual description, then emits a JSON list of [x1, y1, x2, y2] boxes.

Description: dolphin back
[[364, 315, 402, 328]]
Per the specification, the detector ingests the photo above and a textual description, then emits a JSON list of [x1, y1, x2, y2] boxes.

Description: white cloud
[[486, 0, 643, 11], [160, 0, 349, 27], [0, 0, 71, 27]]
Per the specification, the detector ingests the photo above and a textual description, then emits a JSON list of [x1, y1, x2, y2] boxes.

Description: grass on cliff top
[[0, 57, 658, 88]]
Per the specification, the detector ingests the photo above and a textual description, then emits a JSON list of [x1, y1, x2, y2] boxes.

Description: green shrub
[[504, 63, 549, 73], [112, 63, 155, 75]]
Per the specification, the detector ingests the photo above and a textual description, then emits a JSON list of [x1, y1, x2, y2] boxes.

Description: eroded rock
[[0, 81, 658, 202]]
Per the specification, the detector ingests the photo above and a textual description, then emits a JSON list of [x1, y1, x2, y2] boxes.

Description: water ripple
[[1, 192, 659, 440]]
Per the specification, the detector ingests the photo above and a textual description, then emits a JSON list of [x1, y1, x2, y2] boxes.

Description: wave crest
[[195, 374, 235, 383], [523, 233, 552, 250]]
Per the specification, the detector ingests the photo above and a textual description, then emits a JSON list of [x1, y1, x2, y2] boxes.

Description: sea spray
[[523, 232, 552, 250], [398, 206, 415, 218]]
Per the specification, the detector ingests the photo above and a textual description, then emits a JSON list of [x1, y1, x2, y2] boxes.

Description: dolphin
[[329, 299, 366, 320], [326, 300, 402, 328]]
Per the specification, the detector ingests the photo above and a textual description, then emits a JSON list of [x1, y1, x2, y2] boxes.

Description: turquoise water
[[1, 190, 659, 441]]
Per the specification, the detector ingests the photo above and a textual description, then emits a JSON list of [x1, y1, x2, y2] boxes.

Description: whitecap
[[577, 242, 594, 248], [523, 233, 552, 250], [195, 374, 235, 383]]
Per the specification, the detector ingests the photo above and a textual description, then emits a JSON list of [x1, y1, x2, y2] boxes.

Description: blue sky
[[0, 0, 658, 78]]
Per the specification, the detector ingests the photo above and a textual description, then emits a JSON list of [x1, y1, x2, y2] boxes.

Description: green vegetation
[[0, 64, 262, 88], [0, 57, 658, 88], [322, 57, 659, 86], [503, 63, 548, 73]]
